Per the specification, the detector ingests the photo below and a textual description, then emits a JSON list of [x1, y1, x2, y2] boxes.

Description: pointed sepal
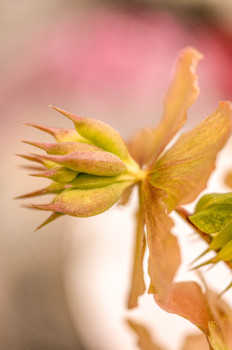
[[23, 123, 87, 143], [31, 166, 78, 183]]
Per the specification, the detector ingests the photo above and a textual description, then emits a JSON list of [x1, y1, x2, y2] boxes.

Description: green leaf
[[189, 193, 232, 234], [210, 219, 232, 251]]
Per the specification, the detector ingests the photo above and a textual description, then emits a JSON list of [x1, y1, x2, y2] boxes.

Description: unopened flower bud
[[35, 151, 127, 176], [29, 180, 133, 217], [50, 106, 129, 160], [22, 140, 102, 155]]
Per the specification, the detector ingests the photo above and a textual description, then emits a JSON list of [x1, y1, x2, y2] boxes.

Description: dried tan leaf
[[142, 182, 181, 300], [181, 333, 209, 350], [154, 281, 211, 334], [225, 171, 232, 189], [127, 319, 165, 350], [128, 47, 202, 167], [148, 102, 232, 212], [127, 188, 146, 309]]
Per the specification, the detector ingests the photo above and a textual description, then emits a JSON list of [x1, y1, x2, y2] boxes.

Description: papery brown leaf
[[154, 281, 211, 334], [225, 172, 232, 189], [127, 319, 165, 350], [127, 128, 158, 167], [148, 102, 232, 212], [128, 47, 202, 167], [181, 333, 209, 350], [127, 187, 146, 309], [118, 184, 135, 206], [142, 182, 181, 300]]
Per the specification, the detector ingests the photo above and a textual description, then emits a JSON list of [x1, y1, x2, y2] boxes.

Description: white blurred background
[[1, 1, 232, 349]]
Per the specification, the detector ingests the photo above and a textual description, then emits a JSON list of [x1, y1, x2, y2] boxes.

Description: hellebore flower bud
[[18, 107, 143, 229], [22, 141, 102, 155], [34, 151, 127, 176], [50, 106, 129, 160], [29, 180, 133, 217]]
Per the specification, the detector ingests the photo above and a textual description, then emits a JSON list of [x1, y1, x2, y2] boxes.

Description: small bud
[[31, 166, 78, 183], [35, 151, 127, 176], [22, 141, 102, 155], [29, 180, 133, 217], [50, 106, 129, 159]]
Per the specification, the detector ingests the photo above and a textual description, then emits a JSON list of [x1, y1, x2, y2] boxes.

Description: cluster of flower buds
[[17, 107, 145, 230]]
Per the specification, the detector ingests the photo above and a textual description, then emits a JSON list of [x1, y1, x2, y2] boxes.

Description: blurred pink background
[[1, 1, 232, 349]]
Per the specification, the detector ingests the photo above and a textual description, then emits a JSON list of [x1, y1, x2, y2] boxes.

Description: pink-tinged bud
[[31, 166, 78, 183], [24, 123, 87, 143], [35, 151, 127, 176], [29, 180, 132, 217], [22, 141, 102, 155], [16, 153, 57, 169], [50, 106, 129, 159]]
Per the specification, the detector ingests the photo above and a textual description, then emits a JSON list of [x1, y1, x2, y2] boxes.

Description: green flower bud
[[29, 180, 133, 217], [18, 107, 143, 229], [50, 106, 129, 159], [35, 151, 127, 176], [22, 141, 102, 155]]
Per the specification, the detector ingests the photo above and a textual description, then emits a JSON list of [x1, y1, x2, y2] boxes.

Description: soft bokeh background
[[1, 1, 232, 349]]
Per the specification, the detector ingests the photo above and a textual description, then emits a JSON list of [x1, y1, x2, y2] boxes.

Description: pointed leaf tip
[[28, 202, 57, 211], [34, 212, 64, 231], [49, 105, 81, 123]]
